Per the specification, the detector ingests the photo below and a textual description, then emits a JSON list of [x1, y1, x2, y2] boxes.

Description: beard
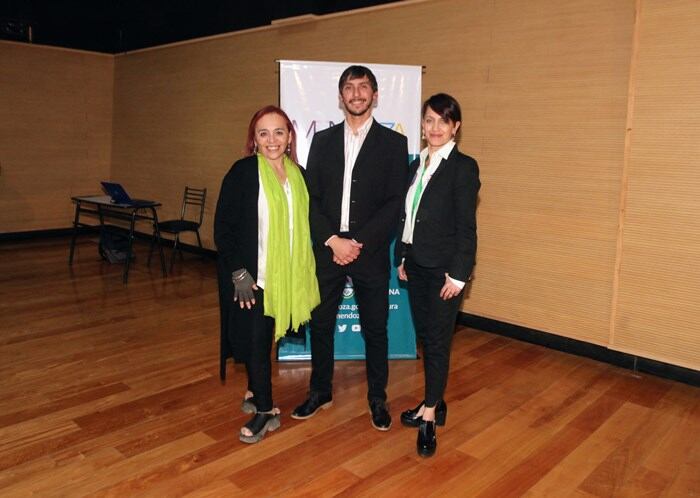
[[342, 98, 373, 117]]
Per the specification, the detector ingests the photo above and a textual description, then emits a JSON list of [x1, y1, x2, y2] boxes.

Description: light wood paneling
[[0, 238, 697, 496], [3, 0, 700, 370], [111, 0, 634, 349], [460, 0, 635, 346], [0, 42, 114, 232], [110, 0, 442, 249], [612, 0, 700, 369]]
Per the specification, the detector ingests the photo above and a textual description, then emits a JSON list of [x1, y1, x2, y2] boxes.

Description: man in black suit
[[291, 65, 408, 430]]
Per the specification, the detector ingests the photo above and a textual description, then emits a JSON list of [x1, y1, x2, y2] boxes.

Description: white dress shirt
[[339, 117, 373, 232], [257, 170, 294, 289], [401, 140, 465, 289]]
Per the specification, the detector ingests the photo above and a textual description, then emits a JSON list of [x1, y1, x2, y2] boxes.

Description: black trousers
[[243, 288, 275, 412], [405, 253, 463, 407], [309, 260, 390, 401]]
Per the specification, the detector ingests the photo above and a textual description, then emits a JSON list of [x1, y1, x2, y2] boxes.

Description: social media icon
[[351, 324, 361, 332], [338, 324, 347, 333]]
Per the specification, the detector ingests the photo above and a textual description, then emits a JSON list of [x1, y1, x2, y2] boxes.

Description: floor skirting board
[[458, 313, 699, 387]]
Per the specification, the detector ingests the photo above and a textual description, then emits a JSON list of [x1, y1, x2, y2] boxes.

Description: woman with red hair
[[215, 105, 319, 443]]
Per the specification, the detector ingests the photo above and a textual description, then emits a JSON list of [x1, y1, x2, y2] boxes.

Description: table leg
[[97, 205, 106, 259], [68, 201, 81, 265], [123, 210, 137, 284], [151, 208, 167, 277]]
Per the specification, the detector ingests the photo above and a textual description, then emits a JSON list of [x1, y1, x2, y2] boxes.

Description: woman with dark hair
[[215, 105, 320, 443], [395, 93, 481, 457]]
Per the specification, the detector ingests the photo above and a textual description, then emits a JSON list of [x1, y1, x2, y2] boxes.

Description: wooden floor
[[0, 236, 698, 497]]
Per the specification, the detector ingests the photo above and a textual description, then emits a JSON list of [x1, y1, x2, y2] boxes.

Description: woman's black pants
[[405, 254, 464, 407], [244, 288, 275, 412]]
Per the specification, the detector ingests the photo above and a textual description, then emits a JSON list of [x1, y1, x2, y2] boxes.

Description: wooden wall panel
[[0, 42, 113, 232], [4, 0, 698, 369], [112, 0, 634, 348], [111, 1, 448, 248], [612, 0, 700, 369], [461, 0, 635, 345]]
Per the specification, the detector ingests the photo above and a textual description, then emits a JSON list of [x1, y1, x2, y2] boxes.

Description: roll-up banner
[[277, 60, 421, 360]]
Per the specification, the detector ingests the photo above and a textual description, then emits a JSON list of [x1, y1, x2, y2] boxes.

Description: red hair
[[244, 105, 298, 164]]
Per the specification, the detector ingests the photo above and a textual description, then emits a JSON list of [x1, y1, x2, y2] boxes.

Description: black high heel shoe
[[417, 419, 437, 457], [400, 400, 447, 427]]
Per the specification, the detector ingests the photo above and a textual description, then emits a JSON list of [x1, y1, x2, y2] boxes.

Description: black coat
[[305, 119, 409, 273], [214, 155, 261, 377], [395, 146, 481, 281]]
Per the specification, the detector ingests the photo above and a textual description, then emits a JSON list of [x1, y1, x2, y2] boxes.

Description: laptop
[[101, 181, 153, 206]]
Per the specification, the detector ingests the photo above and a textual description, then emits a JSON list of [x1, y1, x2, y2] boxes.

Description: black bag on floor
[[98, 228, 133, 264]]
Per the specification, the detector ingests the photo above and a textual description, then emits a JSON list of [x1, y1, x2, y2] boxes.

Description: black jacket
[[305, 119, 408, 272], [395, 146, 480, 281], [214, 156, 266, 376]]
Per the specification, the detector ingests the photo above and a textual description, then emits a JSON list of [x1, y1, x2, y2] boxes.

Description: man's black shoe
[[369, 399, 392, 431], [291, 392, 333, 420]]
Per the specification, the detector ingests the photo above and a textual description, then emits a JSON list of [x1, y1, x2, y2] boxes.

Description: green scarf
[[258, 153, 320, 341]]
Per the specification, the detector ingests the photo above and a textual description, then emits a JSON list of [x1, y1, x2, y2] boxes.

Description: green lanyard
[[411, 157, 429, 220]]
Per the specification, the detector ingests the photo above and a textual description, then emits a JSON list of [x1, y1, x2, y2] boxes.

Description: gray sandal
[[239, 410, 281, 444]]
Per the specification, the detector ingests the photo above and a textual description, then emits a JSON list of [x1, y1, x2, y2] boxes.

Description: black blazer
[[214, 155, 260, 280], [305, 119, 408, 271], [395, 146, 480, 282], [213, 155, 261, 373]]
